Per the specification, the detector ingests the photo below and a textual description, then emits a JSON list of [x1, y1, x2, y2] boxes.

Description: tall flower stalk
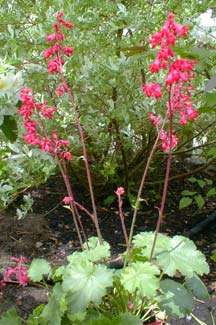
[[19, 12, 103, 246], [129, 13, 199, 259]]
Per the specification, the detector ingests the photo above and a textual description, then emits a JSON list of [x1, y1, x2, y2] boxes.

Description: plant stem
[[57, 158, 84, 249], [149, 88, 173, 261], [118, 196, 130, 253], [128, 114, 169, 251], [60, 73, 103, 244]]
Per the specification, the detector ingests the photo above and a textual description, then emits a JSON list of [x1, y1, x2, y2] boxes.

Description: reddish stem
[[58, 61, 103, 244], [57, 158, 84, 248], [149, 87, 173, 261], [117, 196, 130, 253], [128, 113, 169, 250]]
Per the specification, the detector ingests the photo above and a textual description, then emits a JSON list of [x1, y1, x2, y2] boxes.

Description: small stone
[[35, 242, 43, 248]]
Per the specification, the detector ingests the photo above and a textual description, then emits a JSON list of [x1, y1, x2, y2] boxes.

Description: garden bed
[[0, 174, 215, 324]]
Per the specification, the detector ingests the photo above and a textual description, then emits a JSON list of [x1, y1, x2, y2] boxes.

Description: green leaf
[[205, 92, 216, 107], [158, 279, 194, 318], [197, 180, 206, 188], [0, 309, 22, 325], [155, 236, 209, 277], [84, 311, 142, 325], [52, 265, 66, 281], [120, 261, 160, 298], [41, 283, 67, 325], [204, 178, 213, 186], [27, 304, 45, 325], [185, 274, 209, 300], [67, 311, 86, 323], [188, 177, 197, 183], [114, 312, 142, 325], [206, 188, 216, 197], [62, 260, 113, 312], [103, 195, 115, 206], [207, 147, 216, 157], [132, 231, 170, 258], [0, 116, 18, 142], [68, 237, 111, 262], [181, 190, 197, 196], [194, 194, 205, 209], [86, 315, 114, 325], [211, 250, 216, 262], [28, 259, 51, 282], [179, 197, 193, 210]]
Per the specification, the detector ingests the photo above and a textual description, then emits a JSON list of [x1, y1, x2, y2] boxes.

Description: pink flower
[[148, 113, 161, 126], [143, 83, 162, 99], [2, 256, 29, 287], [24, 120, 37, 134], [40, 138, 53, 153], [187, 107, 198, 121], [115, 187, 125, 196], [149, 32, 163, 48], [180, 111, 187, 125], [160, 130, 178, 151], [56, 12, 64, 20], [47, 59, 62, 74], [46, 34, 57, 42], [150, 59, 161, 73], [56, 85, 64, 97], [168, 12, 175, 20], [61, 151, 72, 161], [42, 106, 56, 119], [56, 12, 74, 29], [57, 32, 65, 41], [63, 196, 73, 204], [63, 46, 74, 57], [44, 48, 54, 59], [18, 105, 33, 119]]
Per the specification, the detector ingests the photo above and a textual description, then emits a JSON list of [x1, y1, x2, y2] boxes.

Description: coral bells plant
[[9, 12, 210, 325], [19, 12, 103, 248], [128, 13, 199, 260]]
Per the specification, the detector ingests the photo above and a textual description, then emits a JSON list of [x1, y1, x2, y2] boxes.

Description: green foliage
[[5, 233, 208, 324], [120, 261, 160, 298], [0, 309, 22, 325], [132, 232, 209, 277], [0, 142, 56, 208], [179, 177, 216, 210], [184, 274, 209, 300], [28, 259, 51, 282], [0, 116, 18, 142], [0, 0, 215, 198], [158, 279, 194, 318], [62, 260, 114, 313], [40, 283, 67, 325], [211, 250, 216, 262]]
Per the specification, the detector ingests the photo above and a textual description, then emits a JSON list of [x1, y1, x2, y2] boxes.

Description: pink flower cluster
[[0, 256, 29, 288], [44, 12, 74, 97], [19, 87, 72, 161], [18, 13, 74, 160], [143, 13, 199, 151], [115, 187, 125, 197]]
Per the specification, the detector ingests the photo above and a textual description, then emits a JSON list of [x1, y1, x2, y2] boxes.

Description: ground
[[0, 173, 215, 324]]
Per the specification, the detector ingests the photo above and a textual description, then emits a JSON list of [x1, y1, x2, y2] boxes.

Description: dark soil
[[0, 173, 216, 324]]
